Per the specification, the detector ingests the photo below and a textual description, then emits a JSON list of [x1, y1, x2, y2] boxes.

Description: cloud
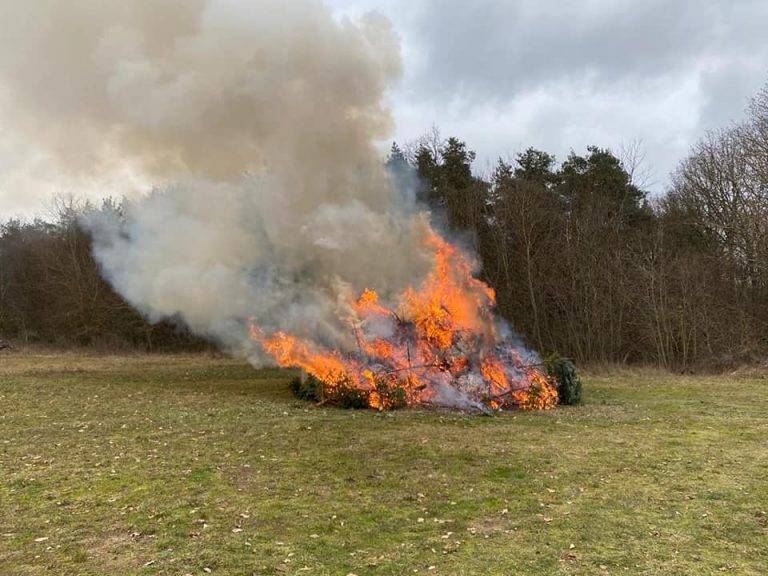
[[379, 0, 768, 190], [407, 0, 768, 100]]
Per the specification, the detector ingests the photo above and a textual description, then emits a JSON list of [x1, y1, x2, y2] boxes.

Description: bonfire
[[250, 226, 558, 412]]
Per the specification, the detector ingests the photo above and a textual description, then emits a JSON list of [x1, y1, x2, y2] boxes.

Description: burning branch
[[251, 228, 558, 412]]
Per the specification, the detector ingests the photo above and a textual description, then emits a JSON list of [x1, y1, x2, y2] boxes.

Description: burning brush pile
[[250, 228, 558, 413]]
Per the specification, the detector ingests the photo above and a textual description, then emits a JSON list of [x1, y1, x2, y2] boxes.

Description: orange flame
[[249, 326, 355, 389], [249, 225, 558, 412]]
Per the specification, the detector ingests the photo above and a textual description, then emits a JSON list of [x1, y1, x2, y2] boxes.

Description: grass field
[[1, 353, 766, 575]]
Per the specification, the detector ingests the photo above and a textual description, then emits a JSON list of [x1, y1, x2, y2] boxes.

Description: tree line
[[2, 83, 767, 368], [390, 82, 768, 369], [0, 198, 210, 351]]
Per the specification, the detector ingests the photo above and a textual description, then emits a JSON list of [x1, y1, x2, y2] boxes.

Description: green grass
[[1, 353, 766, 575]]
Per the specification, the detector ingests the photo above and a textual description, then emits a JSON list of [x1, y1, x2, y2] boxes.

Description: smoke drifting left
[[0, 0, 405, 180], [0, 0, 558, 412], [0, 0, 437, 358]]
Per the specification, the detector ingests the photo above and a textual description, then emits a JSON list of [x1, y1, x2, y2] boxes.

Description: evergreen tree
[[557, 146, 650, 226], [514, 148, 557, 187]]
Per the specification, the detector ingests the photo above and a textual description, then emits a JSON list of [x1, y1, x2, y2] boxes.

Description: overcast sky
[[2, 0, 767, 216], [332, 0, 768, 190]]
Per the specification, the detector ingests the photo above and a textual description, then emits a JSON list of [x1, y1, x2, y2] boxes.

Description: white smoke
[[0, 0, 434, 358]]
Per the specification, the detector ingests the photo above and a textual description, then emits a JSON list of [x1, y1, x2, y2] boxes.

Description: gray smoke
[[0, 0, 434, 357]]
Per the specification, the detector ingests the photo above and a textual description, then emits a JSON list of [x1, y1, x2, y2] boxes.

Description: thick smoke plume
[[0, 0, 436, 358]]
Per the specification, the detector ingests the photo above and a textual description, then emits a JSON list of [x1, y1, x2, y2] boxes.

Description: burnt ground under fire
[[1, 352, 767, 575]]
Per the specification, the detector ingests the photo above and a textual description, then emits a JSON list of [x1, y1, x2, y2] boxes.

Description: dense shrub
[[332, 383, 371, 410], [289, 373, 322, 402], [545, 353, 583, 405], [288, 372, 408, 410]]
